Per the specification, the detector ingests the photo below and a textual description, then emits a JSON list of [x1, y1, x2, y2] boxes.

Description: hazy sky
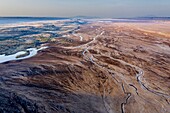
[[0, 0, 170, 17]]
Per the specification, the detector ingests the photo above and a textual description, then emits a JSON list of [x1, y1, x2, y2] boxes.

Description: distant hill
[[0, 17, 69, 20], [126, 17, 170, 20]]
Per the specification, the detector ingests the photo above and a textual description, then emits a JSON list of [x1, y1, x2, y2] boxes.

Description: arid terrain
[[0, 20, 170, 113]]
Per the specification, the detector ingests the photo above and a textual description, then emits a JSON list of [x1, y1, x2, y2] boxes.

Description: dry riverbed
[[0, 20, 169, 113]]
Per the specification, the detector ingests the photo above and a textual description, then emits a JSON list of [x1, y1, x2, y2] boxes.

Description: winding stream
[[63, 26, 169, 112]]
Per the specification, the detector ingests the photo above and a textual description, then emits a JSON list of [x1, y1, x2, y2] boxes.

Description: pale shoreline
[[0, 19, 71, 29], [0, 46, 48, 63], [0, 19, 73, 63]]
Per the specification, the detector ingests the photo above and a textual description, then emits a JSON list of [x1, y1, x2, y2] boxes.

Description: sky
[[0, 0, 170, 18]]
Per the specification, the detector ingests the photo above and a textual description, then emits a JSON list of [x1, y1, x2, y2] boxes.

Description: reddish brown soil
[[0, 21, 170, 113]]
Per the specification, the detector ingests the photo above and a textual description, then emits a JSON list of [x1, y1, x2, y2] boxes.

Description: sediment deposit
[[0, 20, 169, 113]]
